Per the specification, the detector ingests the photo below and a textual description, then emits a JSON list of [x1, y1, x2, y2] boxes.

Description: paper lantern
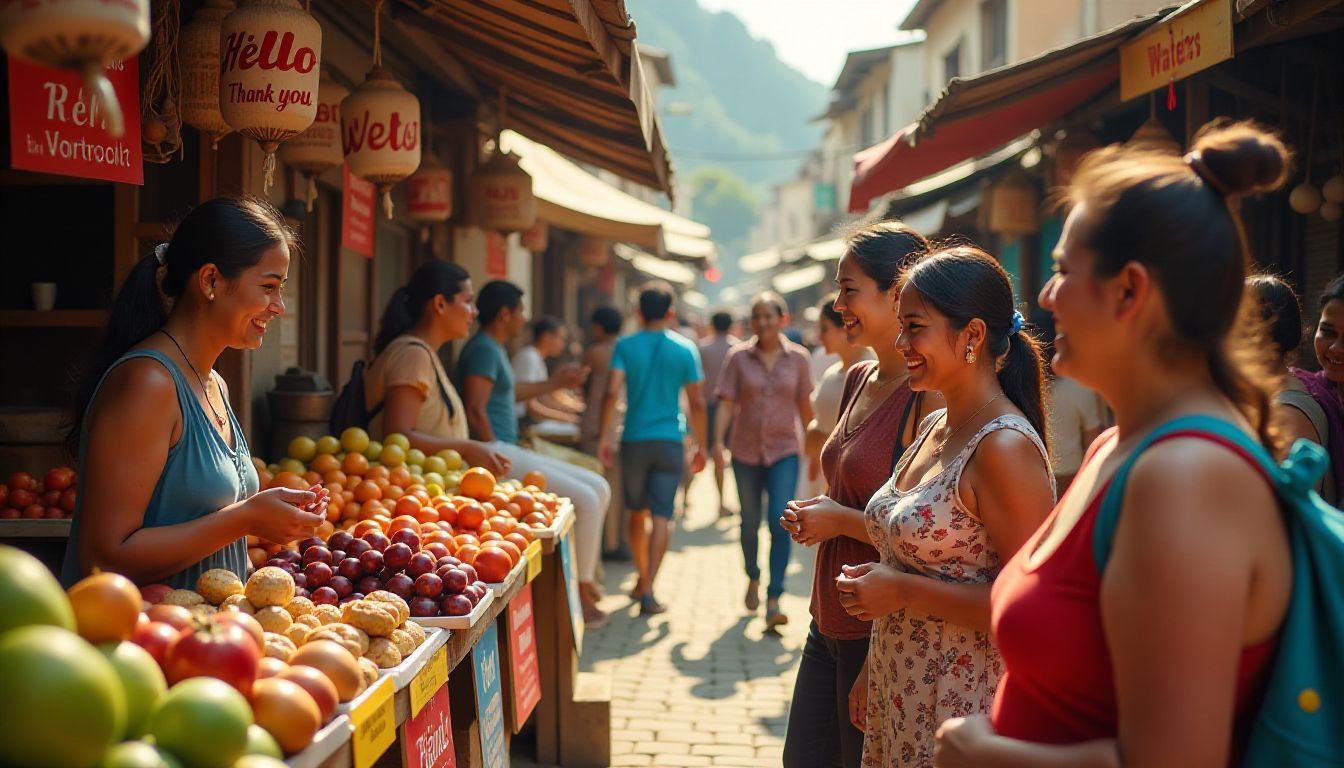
[[342, 67, 421, 219], [520, 220, 549, 252], [218, 0, 322, 191], [279, 71, 347, 210], [179, 0, 234, 149], [407, 153, 452, 223], [986, 173, 1039, 237], [469, 150, 536, 234], [1291, 184, 1323, 215], [0, 0, 150, 137], [1127, 117, 1181, 155], [1323, 174, 1344, 204]]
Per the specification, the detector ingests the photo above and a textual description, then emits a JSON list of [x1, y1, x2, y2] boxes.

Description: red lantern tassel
[[1166, 79, 1177, 111]]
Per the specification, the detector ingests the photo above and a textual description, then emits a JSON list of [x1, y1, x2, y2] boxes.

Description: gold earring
[[965, 345, 976, 364]]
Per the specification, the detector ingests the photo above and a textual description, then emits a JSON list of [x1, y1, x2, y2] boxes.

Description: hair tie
[[1009, 309, 1024, 336], [154, 242, 169, 266], [1183, 151, 1230, 197]]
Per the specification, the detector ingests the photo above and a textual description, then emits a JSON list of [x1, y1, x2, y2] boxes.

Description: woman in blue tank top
[[62, 197, 326, 589]]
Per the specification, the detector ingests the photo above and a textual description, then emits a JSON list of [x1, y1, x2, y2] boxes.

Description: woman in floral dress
[[835, 246, 1056, 767]]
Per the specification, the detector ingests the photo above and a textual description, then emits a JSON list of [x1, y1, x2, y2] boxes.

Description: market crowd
[[61, 120, 1343, 767]]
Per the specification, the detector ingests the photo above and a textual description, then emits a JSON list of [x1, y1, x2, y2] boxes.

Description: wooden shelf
[[0, 519, 71, 538], [0, 310, 108, 328]]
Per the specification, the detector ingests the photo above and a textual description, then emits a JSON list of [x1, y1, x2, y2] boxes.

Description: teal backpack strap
[[1092, 415, 1280, 572]]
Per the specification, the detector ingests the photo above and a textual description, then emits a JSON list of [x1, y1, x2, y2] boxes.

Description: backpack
[[328, 340, 455, 436], [1093, 414, 1344, 766]]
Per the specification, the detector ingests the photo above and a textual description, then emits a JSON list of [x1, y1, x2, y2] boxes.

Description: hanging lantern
[[1126, 116, 1181, 155], [407, 153, 452, 224], [1322, 174, 1344, 204], [341, 67, 421, 219], [1051, 130, 1100, 188], [179, 0, 233, 149], [579, 237, 610, 267], [469, 149, 536, 234], [279, 71, 347, 210], [986, 173, 1039, 237], [1321, 202, 1342, 223], [520, 220, 549, 252], [1290, 184, 1323, 215], [218, 0, 322, 192], [0, 0, 150, 137]]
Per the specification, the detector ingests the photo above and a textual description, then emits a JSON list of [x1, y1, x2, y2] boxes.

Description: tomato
[[9, 488, 35, 509], [0, 483, 8, 507], [7, 471, 37, 493], [43, 466, 76, 492], [211, 611, 265, 651], [21, 503, 44, 519], [131, 620, 181, 667], [163, 622, 261, 697], [59, 487, 77, 513]]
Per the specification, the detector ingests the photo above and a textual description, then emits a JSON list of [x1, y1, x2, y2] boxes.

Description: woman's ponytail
[[373, 287, 416, 354], [996, 328, 1051, 456], [372, 261, 472, 354]]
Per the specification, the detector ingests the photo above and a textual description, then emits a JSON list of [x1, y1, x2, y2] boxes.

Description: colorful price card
[[351, 677, 395, 768], [403, 681, 456, 768], [410, 644, 449, 717], [558, 535, 584, 654], [524, 540, 542, 583], [472, 621, 509, 768], [505, 584, 541, 731]]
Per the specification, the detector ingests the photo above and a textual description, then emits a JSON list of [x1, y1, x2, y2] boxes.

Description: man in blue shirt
[[598, 281, 708, 615]]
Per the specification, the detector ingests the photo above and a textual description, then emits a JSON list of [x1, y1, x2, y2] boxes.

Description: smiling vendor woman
[[61, 197, 325, 588]]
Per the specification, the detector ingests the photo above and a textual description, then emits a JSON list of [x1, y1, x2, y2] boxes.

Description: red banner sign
[[402, 681, 456, 768], [485, 230, 507, 277], [342, 164, 375, 257], [6, 56, 142, 184], [506, 583, 541, 730]]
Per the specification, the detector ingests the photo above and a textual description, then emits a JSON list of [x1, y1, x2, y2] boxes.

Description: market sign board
[[505, 583, 542, 731], [472, 621, 509, 767], [558, 535, 584, 654], [342, 163, 376, 257], [1119, 0, 1232, 102], [403, 680, 456, 768], [351, 676, 395, 768], [6, 56, 143, 184]]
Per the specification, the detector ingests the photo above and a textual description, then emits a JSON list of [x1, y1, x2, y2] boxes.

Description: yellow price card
[[409, 645, 449, 717], [525, 539, 543, 583], [350, 676, 395, 768]]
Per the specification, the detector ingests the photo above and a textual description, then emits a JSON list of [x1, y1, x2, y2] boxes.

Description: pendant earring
[[965, 345, 976, 364]]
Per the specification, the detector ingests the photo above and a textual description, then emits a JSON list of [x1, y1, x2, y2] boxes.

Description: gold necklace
[[931, 394, 1003, 458]]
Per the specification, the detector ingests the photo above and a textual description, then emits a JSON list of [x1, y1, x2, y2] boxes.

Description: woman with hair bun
[[63, 197, 326, 587], [934, 122, 1294, 767], [836, 245, 1055, 767]]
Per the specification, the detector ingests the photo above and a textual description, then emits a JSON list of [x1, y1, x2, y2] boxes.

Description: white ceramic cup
[[31, 282, 57, 311]]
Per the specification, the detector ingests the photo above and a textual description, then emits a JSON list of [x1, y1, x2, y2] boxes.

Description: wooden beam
[[1235, 0, 1344, 52]]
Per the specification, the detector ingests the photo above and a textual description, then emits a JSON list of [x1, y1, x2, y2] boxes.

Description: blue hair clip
[[1009, 310, 1025, 335]]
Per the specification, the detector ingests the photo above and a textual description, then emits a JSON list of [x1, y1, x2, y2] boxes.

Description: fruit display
[[0, 466, 78, 520]]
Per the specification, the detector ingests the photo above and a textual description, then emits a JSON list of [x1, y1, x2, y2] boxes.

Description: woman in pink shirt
[[715, 292, 815, 627]]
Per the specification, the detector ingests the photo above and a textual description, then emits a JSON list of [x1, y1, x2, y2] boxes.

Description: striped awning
[[399, 0, 674, 194]]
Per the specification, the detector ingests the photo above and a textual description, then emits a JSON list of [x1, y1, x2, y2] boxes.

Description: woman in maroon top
[[780, 222, 934, 768], [933, 123, 1293, 768]]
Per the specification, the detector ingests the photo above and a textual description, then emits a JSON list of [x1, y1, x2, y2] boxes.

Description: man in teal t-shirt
[[598, 281, 708, 616]]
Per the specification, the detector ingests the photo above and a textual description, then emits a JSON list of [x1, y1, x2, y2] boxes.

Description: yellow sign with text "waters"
[[1120, 0, 1232, 102]]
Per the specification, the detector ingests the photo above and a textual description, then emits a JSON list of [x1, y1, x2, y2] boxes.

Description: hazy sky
[[696, 0, 921, 86]]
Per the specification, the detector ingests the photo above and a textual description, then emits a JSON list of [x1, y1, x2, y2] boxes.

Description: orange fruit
[[487, 491, 510, 509], [435, 503, 458, 527], [352, 520, 382, 538], [310, 454, 340, 474], [353, 480, 382, 504], [453, 533, 480, 549], [510, 491, 536, 515], [423, 529, 455, 549], [365, 465, 390, 482], [480, 531, 503, 543], [521, 470, 547, 491], [472, 547, 513, 582], [456, 502, 486, 531], [488, 515, 516, 534], [505, 532, 532, 552], [455, 544, 480, 565], [393, 496, 422, 519], [387, 467, 412, 489], [523, 511, 549, 527], [490, 539, 522, 565], [414, 505, 440, 525], [271, 471, 307, 491], [302, 471, 322, 486], [388, 515, 421, 536], [458, 467, 497, 501], [322, 470, 348, 487], [342, 453, 369, 476]]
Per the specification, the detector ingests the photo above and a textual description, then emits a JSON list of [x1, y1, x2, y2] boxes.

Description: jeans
[[732, 454, 798, 599], [783, 621, 870, 768]]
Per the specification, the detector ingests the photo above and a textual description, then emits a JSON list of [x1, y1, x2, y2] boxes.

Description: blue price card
[[557, 535, 584, 654], [472, 621, 510, 768]]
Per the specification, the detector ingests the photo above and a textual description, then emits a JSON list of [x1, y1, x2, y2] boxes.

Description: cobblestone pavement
[[516, 467, 815, 767]]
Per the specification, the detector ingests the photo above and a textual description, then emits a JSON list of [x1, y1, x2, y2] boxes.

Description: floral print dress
[[860, 411, 1052, 767]]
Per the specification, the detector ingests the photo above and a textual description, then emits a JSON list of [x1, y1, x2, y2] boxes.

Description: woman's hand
[[237, 486, 324, 544], [461, 442, 511, 476], [835, 562, 905, 620], [781, 496, 846, 545], [849, 657, 869, 731], [933, 715, 994, 768]]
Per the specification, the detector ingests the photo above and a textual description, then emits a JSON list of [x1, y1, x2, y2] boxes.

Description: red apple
[[414, 573, 443, 599], [360, 531, 390, 552], [385, 573, 414, 600], [389, 529, 420, 551], [145, 604, 194, 632], [311, 586, 339, 605], [441, 568, 469, 594], [304, 561, 333, 587], [302, 546, 332, 565], [328, 575, 354, 598], [358, 549, 384, 575], [441, 594, 472, 616], [406, 552, 435, 578], [357, 576, 384, 595], [139, 584, 174, 604], [131, 620, 180, 666], [163, 622, 260, 697], [326, 530, 354, 552], [345, 537, 372, 557], [410, 596, 439, 617], [423, 543, 451, 561], [336, 558, 363, 581], [297, 536, 326, 554], [383, 543, 413, 571]]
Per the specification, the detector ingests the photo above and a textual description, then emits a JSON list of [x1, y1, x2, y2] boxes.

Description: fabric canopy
[[399, 0, 673, 193], [848, 11, 1165, 212], [614, 243, 698, 285], [502, 130, 714, 260]]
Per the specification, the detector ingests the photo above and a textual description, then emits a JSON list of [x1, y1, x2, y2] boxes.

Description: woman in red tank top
[[932, 123, 1294, 767], [779, 222, 934, 768]]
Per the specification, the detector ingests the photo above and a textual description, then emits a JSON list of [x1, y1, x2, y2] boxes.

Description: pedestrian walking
[[62, 197, 324, 587], [714, 291, 815, 628], [934, 122, 1292, 767], [778, 221, 934, 768], [1289, 274, 1344, 502], [833, 245, 1054, 768], [457, 280, 612, 627], [699, 311, 740, 517], [598, 282, 709, 615]]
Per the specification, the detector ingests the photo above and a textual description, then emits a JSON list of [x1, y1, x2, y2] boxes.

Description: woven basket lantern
[[279, 71, 348, 209], [341, 67, 421, 219], [1126, 117, 1181, 155], [218, 0, 322, 191], [469, 149, 536, 234], [179, 0, 234, 149], [407, 153, 453, 223], [0, 0, 150, 137], [986, 173, 1039, 237]]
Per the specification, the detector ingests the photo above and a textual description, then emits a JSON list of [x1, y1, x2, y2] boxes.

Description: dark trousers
[[732, 454, 798, 599], [783, 620, 870, 768]]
